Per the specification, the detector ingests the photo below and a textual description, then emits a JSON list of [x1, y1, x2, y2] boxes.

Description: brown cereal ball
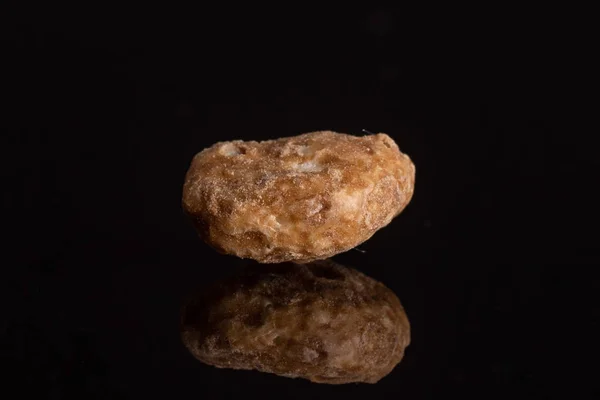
[[180, 260, 411, 384], [182, 131, 416, 263]]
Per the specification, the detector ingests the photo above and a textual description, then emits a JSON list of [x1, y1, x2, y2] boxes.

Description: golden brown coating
[[182, 131, 416, 263], [180, 260, 411, 384]]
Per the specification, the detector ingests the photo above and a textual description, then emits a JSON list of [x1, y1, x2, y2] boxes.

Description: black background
[[2, 4, 597, 399]]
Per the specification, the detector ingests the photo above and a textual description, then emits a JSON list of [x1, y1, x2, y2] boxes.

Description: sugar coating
[[180, 260, 411, 384], [182, 131, 416, 263]]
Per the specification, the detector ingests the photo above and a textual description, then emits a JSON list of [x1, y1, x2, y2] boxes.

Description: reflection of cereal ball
[[180, 260, 410, 384], [182, 131, 415, 263]]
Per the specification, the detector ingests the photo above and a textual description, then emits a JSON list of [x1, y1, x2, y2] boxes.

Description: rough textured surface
[[182, 131, 416, 263], [180, 260, 410, 384]]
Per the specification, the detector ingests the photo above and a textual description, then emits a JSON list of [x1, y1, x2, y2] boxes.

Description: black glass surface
[[3, 5, 592, 400]]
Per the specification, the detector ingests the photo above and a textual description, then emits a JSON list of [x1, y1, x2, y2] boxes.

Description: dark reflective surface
[[4, 6, 590, 400]]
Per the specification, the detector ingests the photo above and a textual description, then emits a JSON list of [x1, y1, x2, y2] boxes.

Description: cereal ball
[[180, 260, 411, 384], [182, 131, 415, 263]]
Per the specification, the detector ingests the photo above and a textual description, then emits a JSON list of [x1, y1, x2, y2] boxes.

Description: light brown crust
[[180, 260, 410, 384], [182, 131, 415, 263]]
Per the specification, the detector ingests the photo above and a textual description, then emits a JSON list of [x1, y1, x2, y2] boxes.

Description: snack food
[[182, 131, 415, 263], [180, 260, 410, 384]]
